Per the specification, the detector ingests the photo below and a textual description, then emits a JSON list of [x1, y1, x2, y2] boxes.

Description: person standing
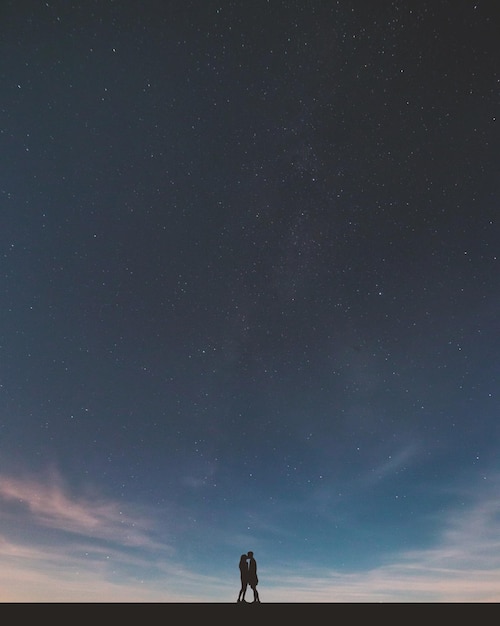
[[237, 554, 249, 602], [247, 551, 260, 603]]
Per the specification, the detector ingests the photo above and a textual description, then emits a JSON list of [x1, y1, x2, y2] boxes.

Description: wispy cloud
[[0, 468, 159, 549], [263, 478, 500, 602], [1, 469, 500, 601], [0, 469, 223, 601], [367, 442, 421, 482], [0, 534, 230, 602]]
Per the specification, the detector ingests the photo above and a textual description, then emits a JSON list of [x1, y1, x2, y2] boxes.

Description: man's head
[[247, 551, 253, 558]]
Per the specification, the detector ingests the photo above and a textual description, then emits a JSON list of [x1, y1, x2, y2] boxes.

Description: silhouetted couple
[[237, 551, 260, 603]]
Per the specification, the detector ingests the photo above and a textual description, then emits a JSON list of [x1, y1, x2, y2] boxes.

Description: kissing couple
[[237, 550, 260, 603]]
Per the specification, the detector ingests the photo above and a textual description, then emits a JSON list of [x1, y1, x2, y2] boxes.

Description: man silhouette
[[247, 551, 260, 603]]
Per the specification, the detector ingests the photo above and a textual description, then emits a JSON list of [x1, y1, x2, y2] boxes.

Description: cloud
[[362, 441, 422, 484], [1, 468, 500, 601], [262, 478, 500, 602], [0, 534, 230, 602], [0, 468, 225, 601], [0, 468, 158, 549]]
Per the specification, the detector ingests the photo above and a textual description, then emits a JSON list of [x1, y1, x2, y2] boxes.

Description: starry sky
[[1, 0, 500, 602]]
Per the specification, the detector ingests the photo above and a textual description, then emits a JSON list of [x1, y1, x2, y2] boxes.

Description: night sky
[[1, 0, 500, 602]]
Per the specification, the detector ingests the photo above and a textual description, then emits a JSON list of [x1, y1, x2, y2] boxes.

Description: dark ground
[[9, 601, 492, 613]]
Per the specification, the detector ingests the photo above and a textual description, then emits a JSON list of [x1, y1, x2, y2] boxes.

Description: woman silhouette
[[237, 554, 249, 602]]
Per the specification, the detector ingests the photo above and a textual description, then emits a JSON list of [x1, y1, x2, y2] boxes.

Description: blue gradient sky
[[1, 0, 500, 602]]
